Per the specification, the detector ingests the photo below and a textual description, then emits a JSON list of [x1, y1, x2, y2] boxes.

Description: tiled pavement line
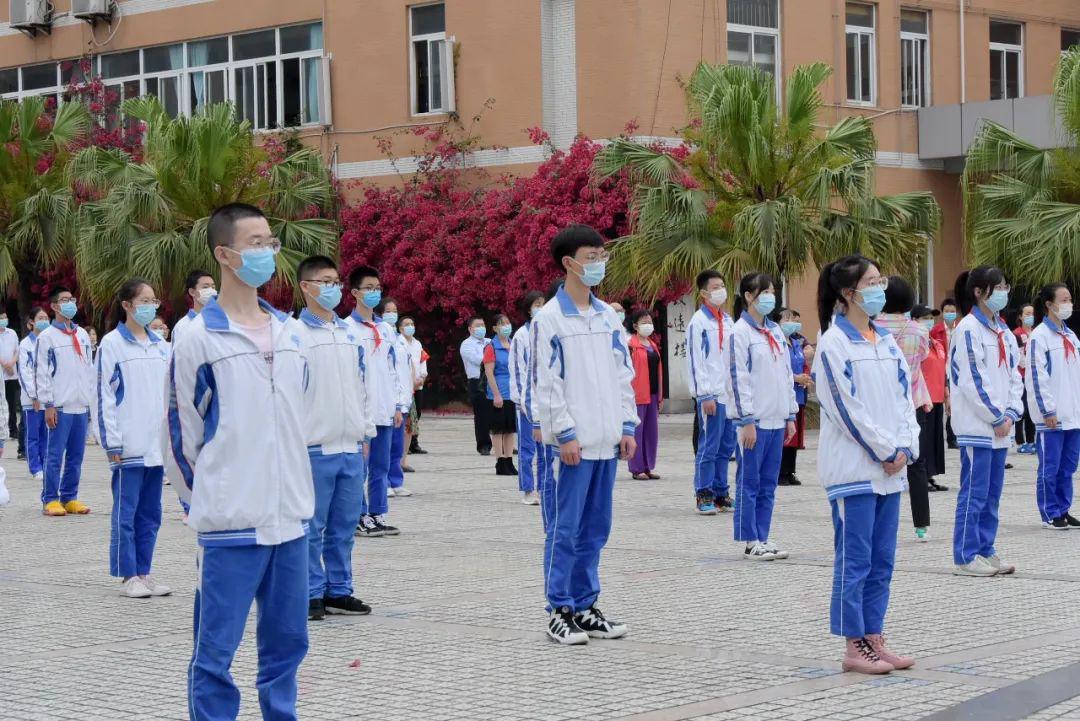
[[917, 661, 1080, 721]]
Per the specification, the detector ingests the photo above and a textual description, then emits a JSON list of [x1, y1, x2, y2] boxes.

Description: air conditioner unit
[[9, 0, 51, 32], [72, 0, 113, 21]]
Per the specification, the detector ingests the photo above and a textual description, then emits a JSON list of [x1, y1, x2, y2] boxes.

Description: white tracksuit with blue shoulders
[[171, 308, 197, 347], [34, 320, 94, 506], [384, 324, 409, 491], [813, 314, 918, 638], [1026, 317, 1080, 524], [344, 311, 406, 518], [530, 287, 638, 613], [687, 304, 737, 499], [164, 297, 313, 721], [948, 308, 1023, 565], [297, 308, 376, 602], [728, 312, 797, 545], [509, 321, 555, 496], [97, 324, 169, 579], [18, 332, 45, 477]]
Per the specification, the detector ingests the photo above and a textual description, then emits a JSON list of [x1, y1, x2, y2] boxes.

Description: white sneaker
[[387, 487, 396, 498], [120, 577, 152, 598], [985, 554, 1015, 575], [762, 541, 789, 559], [743, 542, 776, 561], [953, 556, 998, 577], [0, 476, 9, 506], [394, 486, 413, 497], [140, 575, 172, 596], [32, 471, 43, 482], [521, 491, 540, 505]]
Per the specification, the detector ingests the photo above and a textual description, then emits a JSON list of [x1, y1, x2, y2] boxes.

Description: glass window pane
[[144, 44, 184, 72], [61, 59, 88, 86], [753, 33, 776, 78], [860, 33, 872, 101], [900, 9, 927, 34], [233, 30, 276, 61], [411, 3, 445, 36], [901, 38, 913, 105], [1063, 29, 1080, 52], [989, 48, 1003, 100], [990, 21, 1021, 46], [281, 22, 323, 53], [727, 0, 777, 29], [302, 57, 320, 124], [1005, 50, 1020, 99], [845, 3, 873, 28], [265, 61, 278, 128], [162, 77, 180, 118], [235, 66, 255, 126], [846, 33, 858, 100], [283, 57, 301, 126], [430, 39, 444, 110], [101, 51, 139, 79], [727, 31, 751, 65], [413, 40, 430, 113], [188, 37, 229, 66], [22, 62, 57, 90], [0, 68, 17, 94]]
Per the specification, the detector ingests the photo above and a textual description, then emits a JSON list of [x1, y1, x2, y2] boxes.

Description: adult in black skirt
[[914, 305, 948, 491]]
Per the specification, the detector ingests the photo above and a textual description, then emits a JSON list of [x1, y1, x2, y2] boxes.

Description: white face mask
[[638, 323, 654, 337], [1057, 303, 1074, 321], [197, 287, 217, 304], [708, 288, 727, 306]]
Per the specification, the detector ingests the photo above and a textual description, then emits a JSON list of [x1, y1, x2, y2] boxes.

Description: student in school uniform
[[378, 299, 411, 498], [98, 278, 172, 599], [460, 317, 493, 456], [508, 291, 550, 505], [171, 269, 217, 347], [294, 255, 376, 622], [627, 309, 663, 482], [949, 266, 1023, 576], [18, 308, 49, 481], [813, 255, 918, 675], [0, 310, 20, 456], [484, 313, 519, 476], [346, 266, 405, 538], [778, 308, 811, 487], [686, 270, 736, 515], [1025, 283, 1080, 530], [165, 203, 313, 720], [398, 315, 428, 477], [35, 286, 94, 517], [531, 224, 638, 645], [729, 273, 797, 560]]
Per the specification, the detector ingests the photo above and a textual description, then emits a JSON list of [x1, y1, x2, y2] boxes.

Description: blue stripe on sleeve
[[965, 330, 1003, 420], [166, 358, 195, 491], [1030, 337, 1049, 416], [821, 351, 882, 463]]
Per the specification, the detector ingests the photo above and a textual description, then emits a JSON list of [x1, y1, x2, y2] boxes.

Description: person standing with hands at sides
[[378, 299, 410, 497], [98, 278, 172, 599], [461, 317, 492, 456], [35, 287, 93, 516], [166, 203, 313, 721], [813, 255, 919, 675], [913, 305, 949, 493], [687, 270, 736, 514], [398, 315, 427, 476], [19, 308, 49, 481], [627, 310, 663, 482], [508, 291, 550, 505], [346, 266, 405, 539], [171, 269, 217, 347], [0, 311, 20, 458], [729, 273, 797, 560], [531, 224, 637, 645], [950, 267, 1023, 576], [1026, 284, 1080, 530], [1013, 304, 1037, 455], [779, 308, 811, 487], [484, 313, 519, 476], [933, 298, 961, 449], [294, 255, 376, 622]]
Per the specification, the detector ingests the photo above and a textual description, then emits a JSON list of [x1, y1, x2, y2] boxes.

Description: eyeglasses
[[246, 237, 282, 253], [304, 280, 342, 289], [578, 250, 610, 264], [135, 300, 161, 307], [860, 277, 889, 290], [356, 284, 381, 292]]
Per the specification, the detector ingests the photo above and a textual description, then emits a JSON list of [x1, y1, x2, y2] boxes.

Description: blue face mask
[[856, 286, 887, 317], [232, 247, 276, 288], [1022, 315, 1034, 328], [0, 319, 8, 329], [58, 300, 78, 320], [986, 289, 1009, 313], [498, 324, 513, 338], [34, 320, 49, 333], [403, 325, 416, 337], [382, 312, 399, 326], [754, 292, 776, 317], [943, 311, 957, 323], [577, 260, 607, 287], [361, 289, 382, 309], [471, 326, 486, 340], [132, 304, 158, 327], [780, 321, 801, 337], [314, 284, 342, 312]]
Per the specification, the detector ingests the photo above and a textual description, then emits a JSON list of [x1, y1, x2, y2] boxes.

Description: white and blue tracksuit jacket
[[949, 309, 1023, 449], [686, 304, 735, 411], [295, 308, 376, 452], [164, 298, 314, 547], [1025, 318, 1080, 431], [18, 332, 38, 408], [529, 288, 638, 459], [728, 312, 798, 429], [96, 325, 170, 467], [345, 312, 407, 426], [34, 321, 94, 413], [812, 315, 919, 500], [509, 322, 536, 428], [171, 309, 197, 347]]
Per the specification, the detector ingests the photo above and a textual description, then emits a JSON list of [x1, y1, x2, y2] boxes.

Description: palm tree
[[593, 62, 940, 301], [71, 97, 337, 312], [964, 48, 1080, 288], [0, 96, 91, 317]]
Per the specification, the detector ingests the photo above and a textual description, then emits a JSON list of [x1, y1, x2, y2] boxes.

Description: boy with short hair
[[171, 269, 217, 347], [531, 224, 638, 645], [166, 203, 313, 719]]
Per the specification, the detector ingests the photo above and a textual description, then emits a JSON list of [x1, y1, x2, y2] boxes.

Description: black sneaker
[[372, 515, 400, 536], [1046, 516, 1070, 530], [788, 474, 802, 486], [410, 444, 428, 455], [507, 460, 519, 475], [1066, 514, 1080, 528], [573, 605, 628, 639], [715, 495, 733, 511], [1005, 462, 1014, 470], [324, 595, 372, 616], [308, 598, 325, 621], [356, 515, 386, 538], [778, 474, 793, 486], [547, 607, 588, 645], [929, 480, 950, 492]]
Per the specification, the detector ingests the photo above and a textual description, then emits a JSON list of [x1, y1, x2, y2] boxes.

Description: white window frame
[[409, 2, 455, 116], [1061, 27, 1080, 57], [845, 3, 877, 107], [989, 21, 1024, 101], [727, 19, 782, 105], [900, 10, 930, 108]]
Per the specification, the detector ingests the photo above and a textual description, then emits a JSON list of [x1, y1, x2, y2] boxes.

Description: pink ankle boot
[[842, 637, 893, 674], [865, 634, 914, 669]]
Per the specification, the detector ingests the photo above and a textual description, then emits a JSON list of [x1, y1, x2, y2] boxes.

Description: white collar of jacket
[[832, 313, 892, 343], [555, 286, 605, 317], [298, 307, 348, 330], [116, 322, 165, 345], [200, 296, 289, 331], [971, 306, 1007, 333]]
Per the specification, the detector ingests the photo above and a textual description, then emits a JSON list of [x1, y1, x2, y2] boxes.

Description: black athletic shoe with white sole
[[356, 515, 385, 538], [1066, 514, 1080, 528], [547, 607, 589, 645], [574, 605, 628, 639], [372, 516, 400, 536], [324, 595, 372, 615], [308, 598, 325, 621]]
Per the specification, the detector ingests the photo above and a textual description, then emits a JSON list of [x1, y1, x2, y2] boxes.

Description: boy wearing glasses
[[166, 203, 314, 720], [295, 255, 376, 621], [530, 224, 638, 645]]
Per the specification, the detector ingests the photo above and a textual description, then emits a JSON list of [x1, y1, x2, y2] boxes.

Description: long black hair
[[953, 266, 1005, 316], [817, 255, 879, 331], [112, 277, 151, 328], [733, 272, 775, 318], [883, 275, 915, 315], [1033, 283, 1069, 325]]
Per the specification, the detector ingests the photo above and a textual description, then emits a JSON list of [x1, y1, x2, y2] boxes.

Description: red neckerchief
[[361, 320, 381, 349], [756, 323, 781, 358], [1059, 326, 1076, 362], [705, 303, 724, 354], [993, 328, 1007, 367], [58, 323, 83, 360]]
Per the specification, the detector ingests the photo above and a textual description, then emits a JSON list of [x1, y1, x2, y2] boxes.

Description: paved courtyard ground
[[2, 414, 1080, 721]]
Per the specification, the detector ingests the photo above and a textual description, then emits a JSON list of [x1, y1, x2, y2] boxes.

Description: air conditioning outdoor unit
[[72, 0, 113, 21], [9, 0, 51, 34]]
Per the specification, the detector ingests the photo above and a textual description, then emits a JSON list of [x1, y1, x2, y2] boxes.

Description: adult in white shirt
[[398, 315, 428, 473], [171, 269, 217, 347], [0, 310, 20, 452], [460, 317, 492, 455]]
